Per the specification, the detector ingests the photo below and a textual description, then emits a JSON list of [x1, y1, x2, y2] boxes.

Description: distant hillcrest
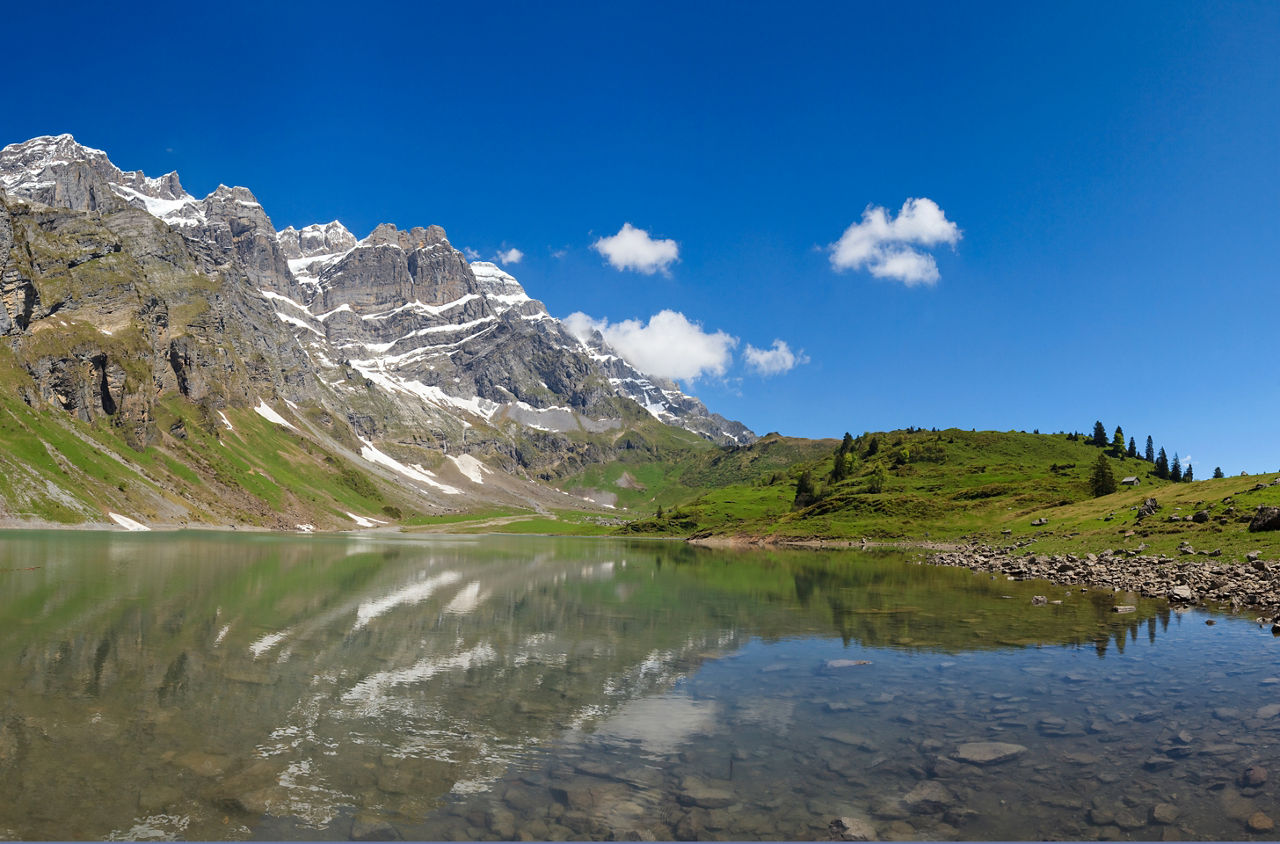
[[0, 134, 750, 527]]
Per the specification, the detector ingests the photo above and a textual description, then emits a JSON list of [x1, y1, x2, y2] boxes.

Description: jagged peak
[[203, 184, 265, 212], [469, 261, 526, 294], [116, 168, 187, 202], [0, 134, 203, 223], [0, 134, 117, 194], [0, 133, 113, 163], [278, 220, 357, 260], [207, 183, 256, 199], [282, 220, 351, 236], [360, 223, 450, 251], [1, 137, 187, 201]]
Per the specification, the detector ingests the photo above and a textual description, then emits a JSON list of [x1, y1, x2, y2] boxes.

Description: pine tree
[[1170, 454, 1183, 483], [1090, 452, 1117, 497], [1092, 421, 1107, 447], [656, 504, 664, 519], [1155, 448, 1169, 479], [793, 471, 817, 510], [867, 463, 888, 494], [829, 433, 855, 482], [1183, 463, 1194, 482], [1213, 467, 1224, 479], [1110, 426, 1125, 457], [1145, 436, 1155, 463], [1127, 437, 1137, 459]]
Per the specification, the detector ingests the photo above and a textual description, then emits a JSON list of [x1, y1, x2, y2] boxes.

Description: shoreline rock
[[925, 543, 1280, 625]]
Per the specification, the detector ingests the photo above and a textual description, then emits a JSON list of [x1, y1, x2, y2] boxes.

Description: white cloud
[[564, 309, 735, 381], [463, 246, 481, 261], [494, 247, 523, 264], [830, 197, 960, 285], [562, 312, 600, 342], [592, 223, 679, 275], [744, 339, 808, 376], [869, 247, 939, 285]]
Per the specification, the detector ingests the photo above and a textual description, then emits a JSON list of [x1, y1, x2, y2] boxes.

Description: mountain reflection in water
[[0, 532, 1274, 841]]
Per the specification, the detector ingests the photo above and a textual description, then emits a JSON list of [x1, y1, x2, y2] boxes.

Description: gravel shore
[[928, 543, 1280, 629]]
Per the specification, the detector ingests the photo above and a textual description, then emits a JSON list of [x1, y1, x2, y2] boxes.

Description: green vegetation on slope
[[559, 431, 836, 514], [0, 352, 434, 529], [612, 426, 1280, 561]]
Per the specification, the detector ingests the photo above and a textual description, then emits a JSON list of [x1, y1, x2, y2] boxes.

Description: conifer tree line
[[1086, 420, 1198, 485], [799, 423, 1215, 510]]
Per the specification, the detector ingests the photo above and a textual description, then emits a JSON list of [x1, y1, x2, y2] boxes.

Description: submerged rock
[[174, 750, 233, 777], [1114, 808, 1148, 830], [951, 741, 1027, 766], [824, 659, 872, 670], [902, 780, 954, 814], [677, 777, 735, 810], [351, 813, 401, 841], [828, 815, 876, 841], [821, 731, 879, 751], [1240, 765, 1268, 787]]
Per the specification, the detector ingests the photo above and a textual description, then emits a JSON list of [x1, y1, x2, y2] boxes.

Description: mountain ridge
[[0, 133, 751, 529]]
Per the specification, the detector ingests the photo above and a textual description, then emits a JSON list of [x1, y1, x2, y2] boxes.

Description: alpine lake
[[0, 531, 1277, 841]]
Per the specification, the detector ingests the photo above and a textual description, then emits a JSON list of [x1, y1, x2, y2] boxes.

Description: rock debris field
[[929, 541, 1280, 630]]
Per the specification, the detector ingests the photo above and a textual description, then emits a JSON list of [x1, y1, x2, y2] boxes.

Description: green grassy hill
[[0, 379, 428, 529], [559, 431, 837, 512], [0, 369, 710, 531], [607, 427, 1280, 561]]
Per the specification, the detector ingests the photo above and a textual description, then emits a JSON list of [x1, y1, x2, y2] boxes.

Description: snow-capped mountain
[[256, 218, 750, 444], [0, 133, 205, 225], [0, 134, 750, 523]]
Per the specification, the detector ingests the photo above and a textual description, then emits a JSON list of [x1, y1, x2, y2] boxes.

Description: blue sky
[[4, 1, 1278, 472]]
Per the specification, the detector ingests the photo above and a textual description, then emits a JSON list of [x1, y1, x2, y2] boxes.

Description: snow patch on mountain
[[449, 454, 489, 484], [357, 437, 463, 495], [108, 183, 206, 226], [363, 295, 481, 321], [108, 512, 150, 531], [254, 400, 297, 430]]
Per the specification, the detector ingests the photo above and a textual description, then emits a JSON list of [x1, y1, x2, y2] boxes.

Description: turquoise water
[[0, 531, 1275, 840]]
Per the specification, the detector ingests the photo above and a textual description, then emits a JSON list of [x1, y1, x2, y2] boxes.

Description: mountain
[[0, 134, 751, 529]]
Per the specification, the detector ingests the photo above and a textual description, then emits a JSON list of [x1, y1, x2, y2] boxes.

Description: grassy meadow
[[562, 427, 1280, 563]]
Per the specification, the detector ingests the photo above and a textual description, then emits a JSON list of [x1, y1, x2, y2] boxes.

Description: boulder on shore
[[1248, 506, 1280, 533]]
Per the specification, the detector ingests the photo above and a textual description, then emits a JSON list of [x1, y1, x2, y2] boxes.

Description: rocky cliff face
[[0, 134, 752, 521], [0, 133, 199, 222], [0, 188, 318, 449]]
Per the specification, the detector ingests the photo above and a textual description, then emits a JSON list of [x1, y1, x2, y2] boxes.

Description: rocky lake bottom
[[0, 531, 1276, 841]]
